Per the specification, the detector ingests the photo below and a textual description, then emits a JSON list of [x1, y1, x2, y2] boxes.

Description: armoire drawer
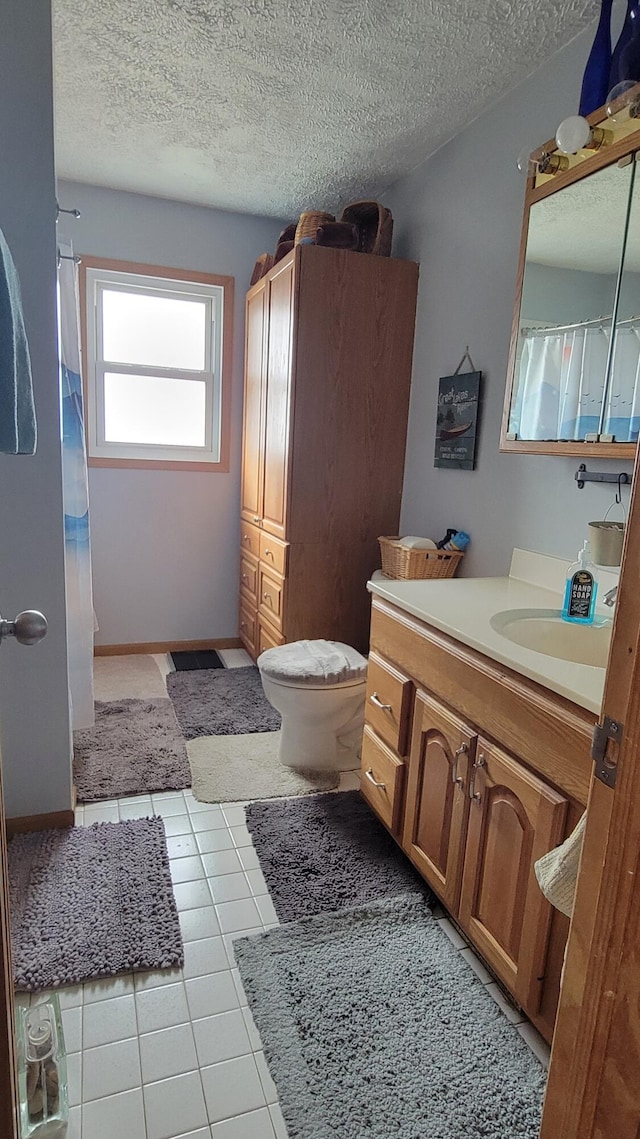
[[239, 552, 259, 603], [239, 600, 257, 658], [259, 567, 284, 629], [240, 520, 261, 559], [365, 652, 413, 757], [360, 725, 406, 836], [258, 614, 286, 654], [259, 531, 288, 577]]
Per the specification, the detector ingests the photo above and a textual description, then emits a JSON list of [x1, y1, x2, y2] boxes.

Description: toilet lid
[[258, 639, 368, 687]]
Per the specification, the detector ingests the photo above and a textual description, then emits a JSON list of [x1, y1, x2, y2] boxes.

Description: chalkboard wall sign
[[434, 367, 482, 471]]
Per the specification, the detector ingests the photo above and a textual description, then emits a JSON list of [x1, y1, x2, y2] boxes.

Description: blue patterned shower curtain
[[58, 237, 95, 729]]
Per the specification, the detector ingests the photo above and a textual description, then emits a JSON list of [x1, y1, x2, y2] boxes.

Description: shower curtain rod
[[522, 314, 640, 336]]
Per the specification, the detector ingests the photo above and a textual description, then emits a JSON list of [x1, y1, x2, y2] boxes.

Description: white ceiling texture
[[53, 0, 598, 219]]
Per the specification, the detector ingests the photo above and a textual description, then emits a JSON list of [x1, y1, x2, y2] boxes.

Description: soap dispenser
[[562, 541, 598, 624]]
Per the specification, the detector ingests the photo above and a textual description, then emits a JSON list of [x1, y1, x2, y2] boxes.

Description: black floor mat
[[170, 650, 225, 671]]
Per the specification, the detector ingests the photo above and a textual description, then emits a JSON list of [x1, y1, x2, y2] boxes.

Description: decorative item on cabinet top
[[249, 200, 394, 284]]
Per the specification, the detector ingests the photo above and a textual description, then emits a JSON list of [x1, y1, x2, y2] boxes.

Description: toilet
[[257, 639, 368, 771]]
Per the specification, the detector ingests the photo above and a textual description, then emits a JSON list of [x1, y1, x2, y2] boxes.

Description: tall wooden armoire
[[239, 243, 419, 659]]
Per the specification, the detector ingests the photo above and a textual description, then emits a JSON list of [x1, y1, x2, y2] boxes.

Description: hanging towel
[[534, 812, 586, 918], [0, 228, 36, 455]]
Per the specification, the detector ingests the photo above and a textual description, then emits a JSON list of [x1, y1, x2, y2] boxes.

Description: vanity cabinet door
[[402, 690, 476, 914], [458, 737, 567, 1015]]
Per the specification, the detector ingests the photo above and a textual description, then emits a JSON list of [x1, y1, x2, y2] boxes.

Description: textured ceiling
[[528, 159, 640, 274], [53, 0, 598, 219]]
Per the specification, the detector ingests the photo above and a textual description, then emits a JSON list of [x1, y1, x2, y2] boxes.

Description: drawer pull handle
[[241, 573, 248, 582], [370, 692, 392, 711], [469, 753, 486, 802], [364, 768, 386, 790], [264, 548, 274, 559], [253, 516, 261, 524], [263, 592, 273, 605], [452, 742, 468, 787], [242, 534, 250, 544]]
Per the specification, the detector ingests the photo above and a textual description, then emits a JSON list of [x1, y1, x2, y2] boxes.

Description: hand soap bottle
[[562, 541, 598, 624]]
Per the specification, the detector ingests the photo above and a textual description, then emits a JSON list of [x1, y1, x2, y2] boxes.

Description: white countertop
[[367, 550, 614, 715]]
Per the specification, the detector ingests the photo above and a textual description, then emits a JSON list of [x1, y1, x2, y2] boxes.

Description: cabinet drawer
[[239, 600, 257, 659], [259, 567, 284, 629], [258, 615, 286, 654], [240, 520, 261, 559], [360, 726, 406, 836], [259, 531, 288, 577], [365, 652, 413, 756], [240, 552, 259, 603]]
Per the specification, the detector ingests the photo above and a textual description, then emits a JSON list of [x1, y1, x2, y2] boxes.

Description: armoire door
[[261, 259, 294, 540], [402, 690, 477, 913], [459, 737, 568, 1014], [241, 280, 267, 525]]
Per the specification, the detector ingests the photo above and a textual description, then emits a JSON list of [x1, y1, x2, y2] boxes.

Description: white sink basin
[[490, 608, 612, 668]]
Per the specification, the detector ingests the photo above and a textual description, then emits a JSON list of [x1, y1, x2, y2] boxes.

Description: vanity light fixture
[[516, 147, 569, 178], [555, 114, 613, 155]]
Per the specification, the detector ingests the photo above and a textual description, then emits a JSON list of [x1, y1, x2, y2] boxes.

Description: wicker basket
[[295, 210, 335, 245], [378, 536, 463, 580], [249, 252, 275, 286], [339, 201, 393, 256]]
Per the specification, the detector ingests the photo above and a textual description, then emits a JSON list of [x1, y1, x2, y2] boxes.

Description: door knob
[[0, 610, 47, 646]]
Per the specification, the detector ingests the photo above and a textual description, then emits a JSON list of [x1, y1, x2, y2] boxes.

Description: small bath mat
[[73, 698, 190, 801], [187, 732, 338, 802], [167, 666, 280, 739], [170, 650, 224, 671], [93, 654, 167, 702], [9, 817, 183, 991], [245, 790, 428, 922], [234, 895, 546, 1139]]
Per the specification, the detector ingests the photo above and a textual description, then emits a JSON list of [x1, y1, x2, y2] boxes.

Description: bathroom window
[[81, 258, 233, 469]]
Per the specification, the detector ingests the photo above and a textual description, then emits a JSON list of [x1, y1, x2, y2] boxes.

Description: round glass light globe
[[607, 80, 639, 122], [555, 115, 591, 154]]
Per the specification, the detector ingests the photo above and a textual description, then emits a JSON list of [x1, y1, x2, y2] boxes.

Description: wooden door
[[540, 443, 640, 1137], [0, 738, 19, 1139], [240, 281, 267, 525], [459, 737, 567, 1015], [402, 690, 476, 913], [261, 260, 293, 540]]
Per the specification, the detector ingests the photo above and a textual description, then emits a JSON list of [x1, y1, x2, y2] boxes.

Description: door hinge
[[591, 715, 623, 788]]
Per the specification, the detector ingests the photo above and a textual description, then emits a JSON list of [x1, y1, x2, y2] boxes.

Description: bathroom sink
[[490, 608, 612, 668]]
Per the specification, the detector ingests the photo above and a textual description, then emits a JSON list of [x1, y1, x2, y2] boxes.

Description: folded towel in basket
[[534, 812, 586, 917]]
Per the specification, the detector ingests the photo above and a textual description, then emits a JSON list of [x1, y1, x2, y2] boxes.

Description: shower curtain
[[513, 323, 640, 442], [58, 237, 95, 729]]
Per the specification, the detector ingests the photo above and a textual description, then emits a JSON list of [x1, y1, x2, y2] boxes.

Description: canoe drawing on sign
[[439, 421, 472, 440]]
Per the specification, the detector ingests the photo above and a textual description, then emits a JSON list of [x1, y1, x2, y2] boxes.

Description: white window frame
[[82, 259, 233, 470]]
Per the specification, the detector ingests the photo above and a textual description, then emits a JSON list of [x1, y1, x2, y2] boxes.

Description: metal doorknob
[[0, 610, 48, 646]]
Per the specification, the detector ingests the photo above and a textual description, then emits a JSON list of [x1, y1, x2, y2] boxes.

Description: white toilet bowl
[[258, 640, 368, 771]]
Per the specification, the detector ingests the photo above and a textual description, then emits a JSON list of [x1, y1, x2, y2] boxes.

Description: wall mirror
[[501, 105, 640, 457]]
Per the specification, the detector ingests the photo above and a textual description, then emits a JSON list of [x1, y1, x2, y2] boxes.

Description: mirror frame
[[501, 92, 640, 458]]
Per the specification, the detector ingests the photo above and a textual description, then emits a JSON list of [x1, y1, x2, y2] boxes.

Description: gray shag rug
[[187, 731, 339, 802], [73, 697, 191, 801], [167, 665, 281, 739], [235, 895, 546, 1139], [245, 791, 428, 922], [9, 818, 183, 991]]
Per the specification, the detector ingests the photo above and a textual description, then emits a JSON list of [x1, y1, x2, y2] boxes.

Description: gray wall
[[521, 263, 617, 326], [386, 26, 634, 578], [57, 181, 284, 646], [0, 1, 72, 817]]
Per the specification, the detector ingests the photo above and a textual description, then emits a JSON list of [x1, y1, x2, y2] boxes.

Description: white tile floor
[[17, 649, 550, 1138]]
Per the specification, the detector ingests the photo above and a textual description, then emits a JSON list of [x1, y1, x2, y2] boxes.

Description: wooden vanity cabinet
[[362, 596, 593, 1042], [239, 245, 419, 658]]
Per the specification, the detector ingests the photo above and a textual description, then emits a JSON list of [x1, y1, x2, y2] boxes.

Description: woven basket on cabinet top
[[340, 201, 393, 256], [378, 536, 463, 580], [294, 210, 335, 245]]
